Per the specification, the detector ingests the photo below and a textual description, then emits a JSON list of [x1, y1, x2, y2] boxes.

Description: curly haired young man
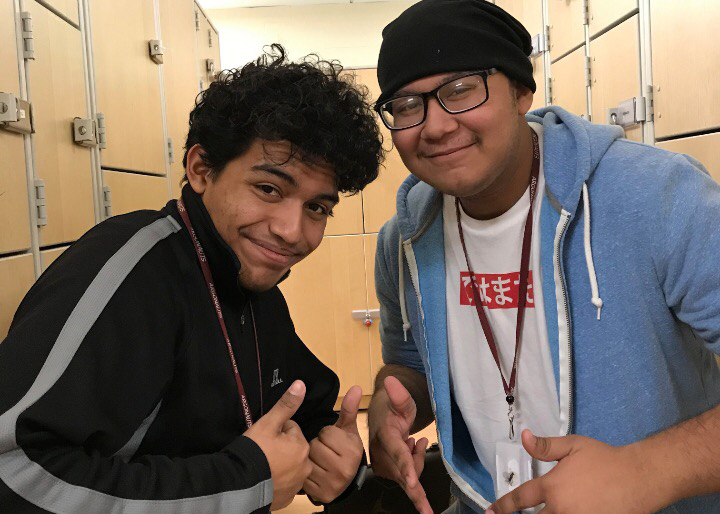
[[0, 45, 383, 513]]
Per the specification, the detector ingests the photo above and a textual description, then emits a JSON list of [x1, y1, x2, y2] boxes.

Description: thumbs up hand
[[303, 385, 365, 504], [244, 380, 312, 510]]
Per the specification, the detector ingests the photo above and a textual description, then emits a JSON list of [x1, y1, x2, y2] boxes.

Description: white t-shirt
[[443, 123, 560, 491]]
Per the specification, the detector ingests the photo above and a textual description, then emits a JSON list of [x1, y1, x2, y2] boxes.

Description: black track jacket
[[0, 185, 340, 513]]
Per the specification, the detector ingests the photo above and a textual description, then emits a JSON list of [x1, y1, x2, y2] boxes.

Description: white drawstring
[[582, 183, 603, 320], [398, 235, 411, 341]]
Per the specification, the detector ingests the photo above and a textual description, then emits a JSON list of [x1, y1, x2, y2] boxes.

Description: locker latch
[[149, 40, 164, 64], [73, 118, 97, 147], [0, 92, 33, 134], [531, 33, 547, 57], [607, 97, 647, 128], [352, 309, 380, 327]]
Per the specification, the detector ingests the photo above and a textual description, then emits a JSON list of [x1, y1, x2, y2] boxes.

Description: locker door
[[364, 233, 383, 389], [590, 15, 642, 142], [91, 0, 166, 175], [40, 0, 79, 25], [353, 68, 411, 234], [651, 0, 720, 138], [160, 0, 199, 198], [656, 134, 720, 184], [532, 55, 546, 111], [103, 170, 169, 216], [279, 235, 374, 397], [588, 0, 637, 37], [0, 1, 31, 255], [26, 1, 94, 247], [551, 46, 588, 118], [0, 254, 35, 339], [195, 7, 219, 92], [548, 0, 585, 61]]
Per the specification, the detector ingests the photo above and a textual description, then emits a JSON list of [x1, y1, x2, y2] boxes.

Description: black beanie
[[376, 0, 535, 105]]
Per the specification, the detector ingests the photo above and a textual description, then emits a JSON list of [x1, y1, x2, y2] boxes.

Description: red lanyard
[[177, 198, 262, 429], [455, 129, 540, 440]]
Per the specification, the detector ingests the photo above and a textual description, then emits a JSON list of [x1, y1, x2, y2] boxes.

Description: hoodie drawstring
[[398, 235, 411, 341], [582, 182, 603, 320]]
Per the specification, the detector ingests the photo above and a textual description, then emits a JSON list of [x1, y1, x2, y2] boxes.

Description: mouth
[[248, 238, 300, 267], [424, 142, 476, 159]]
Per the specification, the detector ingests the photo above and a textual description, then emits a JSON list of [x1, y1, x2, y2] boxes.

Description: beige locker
[[91, 0, 166, 175], [551, 46, 588, 118], [103, 171, 169, 216], [364, 234, 384, 386], [651, 0, 720, 138], [27, 2, 94, 247], [195, 6, 221, 92], [548, 0, 585, 61], [588, 0, 637, 37], [495, 0, 544, 39], [656, 134, 720, 184], [531, 55, 546, 111], [280, 235, 374, 397], [41, 245, 69, 271], [325, 193, 363, 236], [160, 0, 200, 198], [590, 15, 642, 142], [0, 254, 36, 340], [41, 0, 79, 26], [353, 68, 411, 234], [0, 1, 31, 255]]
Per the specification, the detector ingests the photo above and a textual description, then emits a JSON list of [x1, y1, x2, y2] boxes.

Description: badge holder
[[495, 441, 533, 503]]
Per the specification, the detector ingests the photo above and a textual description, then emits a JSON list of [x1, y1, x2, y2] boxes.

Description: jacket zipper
[[556, 211, 574, 435]]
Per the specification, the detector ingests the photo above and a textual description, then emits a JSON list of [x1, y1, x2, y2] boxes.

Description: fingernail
[[289, 380, 305, 395]]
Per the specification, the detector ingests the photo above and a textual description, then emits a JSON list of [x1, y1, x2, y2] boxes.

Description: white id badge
[[495, 441, 533, 499]]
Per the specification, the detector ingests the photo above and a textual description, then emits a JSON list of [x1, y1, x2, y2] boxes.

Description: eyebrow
[[251, 164, 339, 204], [394, 71, 478, 97]]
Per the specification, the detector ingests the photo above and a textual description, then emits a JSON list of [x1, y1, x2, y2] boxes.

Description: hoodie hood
[[396, 106, 625, 239]]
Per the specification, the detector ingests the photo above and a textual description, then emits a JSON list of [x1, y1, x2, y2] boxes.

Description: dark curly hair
[[182, 44, 383, 194]]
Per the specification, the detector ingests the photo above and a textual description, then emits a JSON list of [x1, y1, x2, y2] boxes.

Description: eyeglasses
[[375, 69, 498, 130]]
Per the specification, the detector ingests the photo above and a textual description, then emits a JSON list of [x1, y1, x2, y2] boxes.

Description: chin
[[238, 271, 286, 292]]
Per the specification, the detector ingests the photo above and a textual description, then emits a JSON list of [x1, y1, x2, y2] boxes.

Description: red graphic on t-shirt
[[460, 271, 535, 308]]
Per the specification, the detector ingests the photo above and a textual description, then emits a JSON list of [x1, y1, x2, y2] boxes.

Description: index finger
[[487, 476, 544, 514]]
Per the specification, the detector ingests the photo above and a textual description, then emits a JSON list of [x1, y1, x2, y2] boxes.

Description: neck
[[459, 122, 534, 220]]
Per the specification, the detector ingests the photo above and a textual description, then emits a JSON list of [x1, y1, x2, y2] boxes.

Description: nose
[[420, 97, 458, 140], [268, 202, 304, 246]]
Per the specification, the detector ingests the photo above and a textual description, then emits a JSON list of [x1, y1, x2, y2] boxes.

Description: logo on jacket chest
[[270, 368, 283, 387], [460, 271, 535, 309]]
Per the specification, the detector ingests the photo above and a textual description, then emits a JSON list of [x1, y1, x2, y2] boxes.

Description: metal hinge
[[207, 28, 213, 48], [21, 12, 34, 60], [194, 10, 200, 31], [149, 39, 164, 64], [73, 117, 97, 147], [607, 97, 647, 127], [546, 74, 553, 104], [96, 112, 107, 149], [644, 85, 654, 122], [584, 56, 592, 87], [167, 137, 174, 164], [531, 32, 547, 57], [34, 178, 47, 226], [582, 0, 590, 25], [102, 185, 112, 218], [0, 93, 33, 134]]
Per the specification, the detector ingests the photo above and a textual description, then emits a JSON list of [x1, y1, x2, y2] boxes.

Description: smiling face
[[390, 71, 534, 218], [186, 140, 339, 292]]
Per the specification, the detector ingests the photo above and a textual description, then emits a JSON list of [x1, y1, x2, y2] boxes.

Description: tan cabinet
[[651, 0, 720, 138], [195, 5, 221, 92], [364, 234, 384, 383], [495, 0, 544, 37], [103, 171, 170, 216], [0, 0, 31, 255], [590, 15, 642, 142], [548, 0, 585, 61], [588, 0, 637, 37], [656, 134, 720, 184], [27, 2, 95, 246], [532, 55, 546, 111], [160, 0, 200, 198], [551, 46, 588, 118], [0, 254, 36, 340], [42, 0, 80, 26], [280, 235, 375, 397], [91, 0, 166, 175]]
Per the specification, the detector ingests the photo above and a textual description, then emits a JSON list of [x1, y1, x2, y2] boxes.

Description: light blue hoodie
[[374, 107, 720, 513]]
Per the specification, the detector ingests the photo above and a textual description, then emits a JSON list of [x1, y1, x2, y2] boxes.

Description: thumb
[[264, 380, 306, 431], [335, 385, 362, 432], [384, 375, 415, 417], [521, 429, 573, 462]]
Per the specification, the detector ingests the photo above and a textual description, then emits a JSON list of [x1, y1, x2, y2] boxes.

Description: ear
[[185, 144, 213, 195], [516, 84, 534, 116]]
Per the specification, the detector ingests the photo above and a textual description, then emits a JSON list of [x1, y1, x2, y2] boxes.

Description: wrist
[[624, 439, 680, 512]]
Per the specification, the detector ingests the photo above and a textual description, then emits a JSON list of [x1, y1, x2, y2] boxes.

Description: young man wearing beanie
[[367, 1, 720, 513], [0, 46, 380, 513]]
